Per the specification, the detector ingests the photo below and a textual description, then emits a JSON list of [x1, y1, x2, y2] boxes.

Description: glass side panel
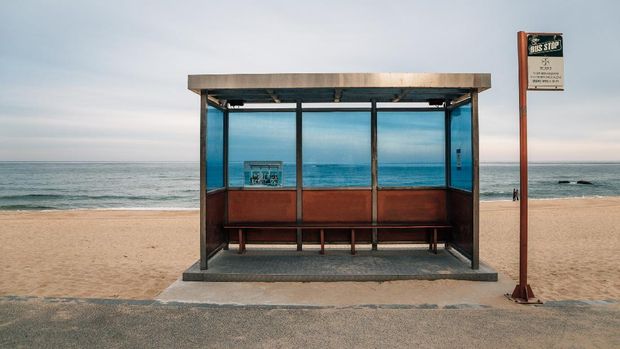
[[206, 106, 224, 190], [228, 112, 296, 187], [450, 103, 473, 191], [377, 111, 446, 187], [303, 111, 371, 187]]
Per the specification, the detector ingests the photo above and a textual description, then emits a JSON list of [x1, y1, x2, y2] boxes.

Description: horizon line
[[1, 160, 620, 164]]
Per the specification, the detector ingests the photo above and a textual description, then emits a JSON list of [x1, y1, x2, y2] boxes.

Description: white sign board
[[527, 34, 564, 90], [243, 161, 283, 187]]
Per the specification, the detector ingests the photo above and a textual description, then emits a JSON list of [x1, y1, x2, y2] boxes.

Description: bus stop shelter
[[183, 73, 497, 282]]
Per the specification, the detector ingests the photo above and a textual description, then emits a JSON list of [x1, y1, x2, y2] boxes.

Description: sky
[[1, 0, 619, 162]]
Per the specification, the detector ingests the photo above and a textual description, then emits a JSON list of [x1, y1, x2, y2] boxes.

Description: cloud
[[0, 0, 619, 161]]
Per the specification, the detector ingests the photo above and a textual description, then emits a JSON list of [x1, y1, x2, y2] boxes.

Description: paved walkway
[[1, 297, 618, 348]]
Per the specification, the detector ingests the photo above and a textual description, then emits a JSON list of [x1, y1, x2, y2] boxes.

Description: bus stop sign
[[527, 33, 564, 90]]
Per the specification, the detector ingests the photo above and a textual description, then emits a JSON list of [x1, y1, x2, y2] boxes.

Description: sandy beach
[[1, 197, 619, 301], [480, 197, 620, 301]]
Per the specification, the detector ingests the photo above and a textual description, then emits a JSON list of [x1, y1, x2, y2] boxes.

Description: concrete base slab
[[182, 248, 498, 282], [158, 273, 516, 308]]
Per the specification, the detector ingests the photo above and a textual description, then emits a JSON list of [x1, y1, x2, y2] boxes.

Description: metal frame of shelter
[[189, 73, 491, 271]]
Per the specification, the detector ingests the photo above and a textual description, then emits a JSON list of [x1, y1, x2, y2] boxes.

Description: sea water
[[0, 162, 619, 210]]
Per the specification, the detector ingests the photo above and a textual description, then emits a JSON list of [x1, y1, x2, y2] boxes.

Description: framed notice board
[[243, 161, 283, 187]]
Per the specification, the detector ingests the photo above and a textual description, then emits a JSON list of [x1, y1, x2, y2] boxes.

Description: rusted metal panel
[[227, 189, 297, 223], [205, 190, 226, 259], [302, 189, 372, 223], [229, 229, 297, 243], [448, 188, 473, 259], [377, 189, 448, 223], [226, 188, 454, 246], [301, 228, 372, 243], [376, 229, 445, 243]]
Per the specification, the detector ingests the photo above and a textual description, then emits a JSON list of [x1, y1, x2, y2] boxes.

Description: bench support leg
[[320, 229, 325, 255], [238, 228, 245, 254], [351, 229, 356, 255], [433, 228, 438, 254], [372, 228, 378, 251], [428, 231, 433, 252], [296, 228, 302, 251]]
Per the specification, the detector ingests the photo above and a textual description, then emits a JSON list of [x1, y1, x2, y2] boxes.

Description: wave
[[0, 206, 199, 211], [480, 194, 610, 202], [0, 194, 66, 199], [0, 194, 189, 201], [480, 191, 511, 198], [0, 204, 59, 210], [92, 207, 198, 211]]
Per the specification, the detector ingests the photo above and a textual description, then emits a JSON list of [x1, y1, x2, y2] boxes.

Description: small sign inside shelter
[[244, 161, 283, 187]]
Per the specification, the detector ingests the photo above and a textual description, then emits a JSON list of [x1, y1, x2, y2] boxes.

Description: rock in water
[[558, 180, 570, 184], [577, 180, 593, 185]]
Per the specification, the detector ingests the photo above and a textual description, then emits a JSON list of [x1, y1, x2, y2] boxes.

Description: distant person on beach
[[512, 188, 519, 201]]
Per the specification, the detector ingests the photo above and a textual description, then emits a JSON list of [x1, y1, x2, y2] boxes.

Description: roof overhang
[[188, 72, 491, 105]]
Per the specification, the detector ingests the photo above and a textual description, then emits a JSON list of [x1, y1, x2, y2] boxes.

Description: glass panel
[[450, 103, 473, 191], [303, 111, 371, 187], [207, 106, 224, 190], [228, 112, 296, 187], [378, 111, 446, 187]]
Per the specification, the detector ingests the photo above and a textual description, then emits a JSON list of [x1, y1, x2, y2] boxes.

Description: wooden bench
[[224, 223, 452, 255]]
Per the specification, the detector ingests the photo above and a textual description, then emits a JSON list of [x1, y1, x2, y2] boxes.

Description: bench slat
[[224, 223, 451, 229], [226, 223, 451, 256]]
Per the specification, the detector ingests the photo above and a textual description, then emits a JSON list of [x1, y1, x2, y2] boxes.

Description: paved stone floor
[[0, 297, 618, 348], [183, 247, 498, 282]]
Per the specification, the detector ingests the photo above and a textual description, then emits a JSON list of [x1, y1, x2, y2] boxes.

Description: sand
[[480, 197, 620, 301], [1, 197, 619, 301], [0, 210, 198, 300]]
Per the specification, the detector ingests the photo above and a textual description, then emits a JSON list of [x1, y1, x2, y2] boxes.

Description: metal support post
[[444, 102, 451, 250], [296, 101, 303, 251], [223, 107, 229, 250], [371, 100, 378, 250], [471, 90, 480, 269], [199, 91, 208, 269]]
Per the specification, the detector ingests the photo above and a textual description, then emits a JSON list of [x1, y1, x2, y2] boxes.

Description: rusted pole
[[511, 31, 536, 302]]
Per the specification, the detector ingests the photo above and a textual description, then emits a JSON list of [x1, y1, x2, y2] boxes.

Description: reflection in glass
[[302, 111, 371, 187], [450, 103, 473, 191], [378, 111, 445, 187], [207, 106, 224, 190], [228, 112, 296, 187]]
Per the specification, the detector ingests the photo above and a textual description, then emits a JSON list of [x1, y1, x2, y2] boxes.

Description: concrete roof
[[188, 72, 491, 104]]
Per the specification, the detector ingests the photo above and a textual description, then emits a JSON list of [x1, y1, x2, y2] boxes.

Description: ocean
[[1, 162, 619, 210]]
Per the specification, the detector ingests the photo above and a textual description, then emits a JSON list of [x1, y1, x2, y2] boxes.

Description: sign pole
[[510, 31, 538, 303], [509, 31, 562, 304]]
